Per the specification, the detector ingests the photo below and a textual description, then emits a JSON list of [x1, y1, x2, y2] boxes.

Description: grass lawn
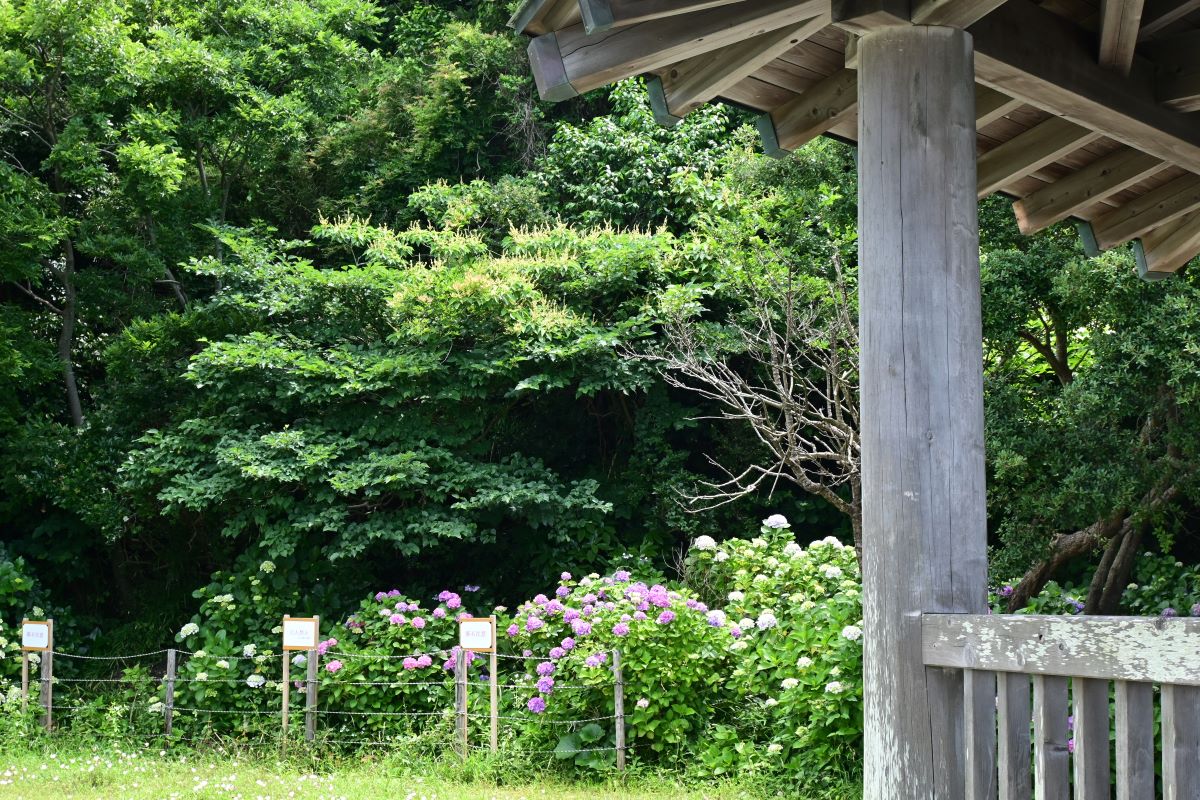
[[0, 741, 860, 799]]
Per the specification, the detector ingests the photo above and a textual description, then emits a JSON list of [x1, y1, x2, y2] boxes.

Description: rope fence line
[[21, 641, 632, 770]]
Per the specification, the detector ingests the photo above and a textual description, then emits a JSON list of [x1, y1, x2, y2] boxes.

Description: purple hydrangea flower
[[534, 594, 549, 605], [613, 622, 630, 637], [525, 616, 545, 633], [528, 696, 546, 714], [730, 626, 742, 638], [555, 586, 571, 598], [438, 590, 453, 602], [613, 570, 630, 582], [536, 661, 555, 676], [446, 596, 462, 609], [656, 611, 676, 625], [549, 647, 566, 660], [560, 637, 575, 651], [388, 589, 401, 598], [582, 594, 597, 605], [584, 653, 608, 668], [998, 585, 1015, 598], [536, 676, 555, 693], [375, 592, 388, 602], [389, 613, 405, 625], [325, 660, 343, 673], [1162, 607, 1179, 617], [633, 611, 648, 621], [563, 608, 580, 623], [545, 600, 565, 614], [506, 623, 519, 637], [571, 620, 592, 636], [433, 607, 446, 619], [522, 649, 533, 657], [1067, 738, 1075, 754], [561, 572, 572, 582], [464, 585, 480, 593]]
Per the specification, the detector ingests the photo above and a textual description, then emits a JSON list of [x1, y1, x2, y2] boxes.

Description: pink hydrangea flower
[[613, 570, 630, 582], [389, 614, 406, 625], [656, 611, 675, 625], [447, 596, 462, 609], [416, 654, 432, 668], [325, 660, 343, 673], [613, 623, 630, 637], [402, 657, 418, 670], [411, 617, 426, 629], [571, 620, 592, 636], [433, 607, 446, 619]]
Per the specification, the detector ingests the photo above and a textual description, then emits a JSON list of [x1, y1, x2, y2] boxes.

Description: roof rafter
[[526, 0, 825, 101], [758, 68, 858, 155], [911, 0, 1009, 27], [1146, 31, 1200, 111], [579, 0, 749, 35], [976, 117, 1102, 197], [1137, 0, 1200, 40], [1135, 208, 1200, 277], [1013, 148, 1165, 233], [976, 85, 1024, 128], [1099, 0, 1146, 74], [1090, 172, 1200, 249], [647, 16, 830, 125]]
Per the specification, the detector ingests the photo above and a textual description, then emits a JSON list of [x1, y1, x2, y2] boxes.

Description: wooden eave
[[511, 0, 1200, 278]]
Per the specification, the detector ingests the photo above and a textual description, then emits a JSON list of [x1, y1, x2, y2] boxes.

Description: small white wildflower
[[692, 535, 717, 552], [767, 743, 783, 753], [727, 591, 745, 603], [825, 681, 845, 694], [762, 514, 789, 529], [796, 656, 813, 669], [259, 561, 276, 573], [246, 675, 266, 689], [243, 644, 257, 658], [781, 678, 799, 690], [636, 698, 650, 709], [830, 666, 841, 677], [841, 625, 863, 642], [271, 625, 282, 634], [179, 623, 199, 638]]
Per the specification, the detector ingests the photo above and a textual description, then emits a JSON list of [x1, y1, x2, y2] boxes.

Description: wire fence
[[13, 641, 632, 768]]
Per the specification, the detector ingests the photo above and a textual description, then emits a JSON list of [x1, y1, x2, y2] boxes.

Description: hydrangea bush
[[686, 520, 864, 776]]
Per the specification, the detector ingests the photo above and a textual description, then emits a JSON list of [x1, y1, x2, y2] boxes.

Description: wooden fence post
[[19, 624, 28, 716], [455, 649, 468, 759], [305, 646, 318, 742], [613, 649, 626, 772], [281, 650, 291, 744], [164, 649, 176, 737], [39, 618, 53, 732], [489, 616, 498, 754]]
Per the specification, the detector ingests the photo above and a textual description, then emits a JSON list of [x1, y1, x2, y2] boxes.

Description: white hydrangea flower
[[762, 514, 789, 529], [796, 656, 813, 669], [706, 610, 726, 626], [825, 681, 845, 694], [753, 574, 770, 584], [782, 542, 802, 558], [756, 610, 778, 630], [213, 594, 233, 604], [820, 565, 843, 579], [764, 697, 778, 707], [246, 674, 266, 689], [193, 650, 206, 659], [692, 535, 717, 552], [259, 561, 276, 573], [215, 660, 230, 670], [195, 672, 208, 682], [830, 666, 841, 677], [751, 537, 768, 548], [271, 625, 283, 634], [292, 654, 307, 666], [730, 640, 749, 651], [841, 625, 863, 641], [738, 618, 755, 630], [767, 743, 783, 754], [727, 591, 745, 603], [781, 678, 799, 690], [179, 623, 199, 638], [243, 644, 257, 658], [714, 551, 729, 562], [766, 557, 780, 568], [148, 701, 164, 714]]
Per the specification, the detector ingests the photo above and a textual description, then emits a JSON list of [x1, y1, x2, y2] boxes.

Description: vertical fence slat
[[304, 647, 317, 742], [281, 652, 291, 742], [1115, 680, 1155, 800], [39, 620, 53, 732], [489, 617, 498, 754], [965, 669, 998, 800], [998, 672, 1032, 800], [1072, 677, 1111, 800], [164, 649, 176, 737], [20, 651, 28, 716], [931, 666, 967, 800], [1034, 675, 1070, 800], [1162, 684, 1200, 800]]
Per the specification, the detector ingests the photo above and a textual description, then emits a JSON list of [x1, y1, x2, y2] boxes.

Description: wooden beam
[[1138, 0, 1200, 40], [1013, 148, 1164, 233], [758, 68, 858, 156], [1159, 72, 1200, 112], [858, 26, 984, 800], [647, 16, 829, 125], [1134, 208, 1200, 277], [1147, 32, 1200, 111], [912, 0, 1009, 28], [509, 0, 580, 35], [1092, 172, 1200, 249], [527, 0, 824, 101], [830, 0, 909, 35], [976, 85, 1024, 128], [579, 0, 747, 34], [968, 0, 1200, 176], [976, 117, 1102, 197], [1099, 0, 1146, 74]]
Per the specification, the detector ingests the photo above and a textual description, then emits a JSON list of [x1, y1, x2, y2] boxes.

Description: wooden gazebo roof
[[510, 0, 1200, 278]]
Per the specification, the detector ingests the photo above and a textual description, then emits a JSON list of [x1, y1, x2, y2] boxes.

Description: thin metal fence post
[[39, 619, 53, 732], [455, 648, 468, 759], [305, 646, 318, 742], [281, 650, 291, 745], [613, 648, 626, 772], [164, 649, 176, 737]]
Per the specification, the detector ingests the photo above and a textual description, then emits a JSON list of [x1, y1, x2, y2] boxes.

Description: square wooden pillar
[[857, 26, 988, 800]]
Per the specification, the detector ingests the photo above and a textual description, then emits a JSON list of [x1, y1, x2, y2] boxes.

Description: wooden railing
[[922, 614, 1200, 800]]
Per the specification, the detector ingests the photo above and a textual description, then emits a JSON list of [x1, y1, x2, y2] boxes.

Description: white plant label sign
[[282, 617, 319, 651], [21, 621, 50, 651], [459, 618, 495, 652]]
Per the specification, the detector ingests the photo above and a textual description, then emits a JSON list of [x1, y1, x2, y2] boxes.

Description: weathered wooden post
[[39, 619, 54, 732], [304, 646, 318, 742], [488, 616, 498, 754], [164, 649, 177, 737], [612, 648, 626, 772], [855, 25, 986, 800], [455, 648, 468, 759]]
